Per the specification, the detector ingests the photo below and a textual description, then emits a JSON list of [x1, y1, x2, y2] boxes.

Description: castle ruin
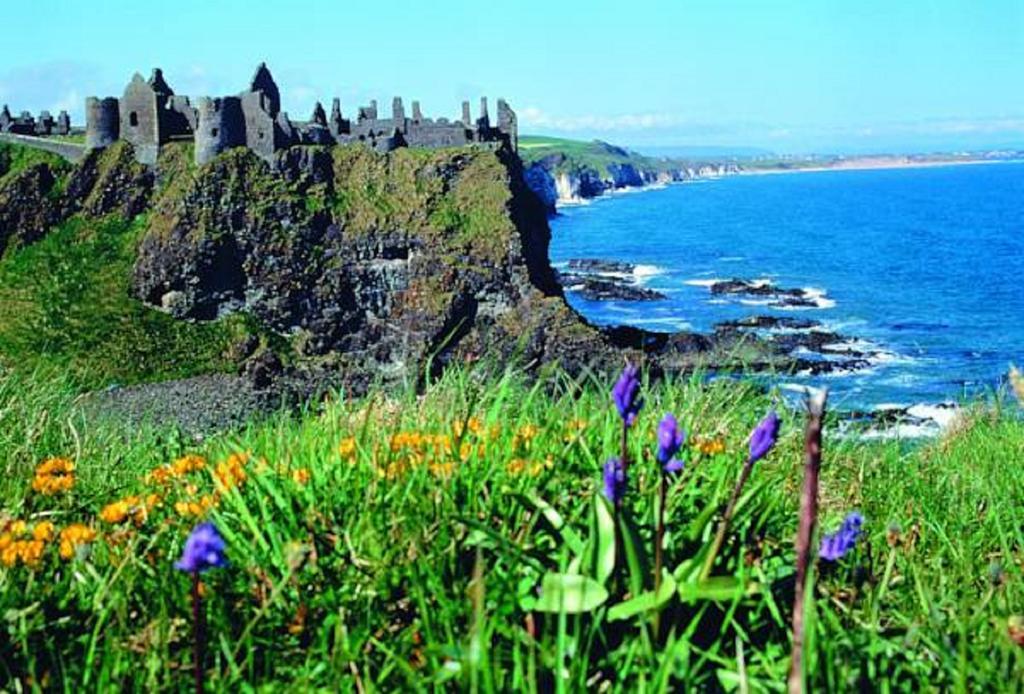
[[0, 105, 71, 137], [81, 63, 517, 166]]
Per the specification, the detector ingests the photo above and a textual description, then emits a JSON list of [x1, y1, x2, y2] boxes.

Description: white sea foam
[[633, 264, 665, 282], [906, 403, 960, 428], [719, 256, 745, 262], [684, 278, 726, 287], [633, 317, 693, 331]]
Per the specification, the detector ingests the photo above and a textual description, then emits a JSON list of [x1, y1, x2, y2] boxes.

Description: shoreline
[[738, 156, 1024, 176]]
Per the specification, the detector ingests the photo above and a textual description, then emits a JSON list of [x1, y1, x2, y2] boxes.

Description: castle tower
[[329, 98, 348, 138], [55, 111, 71, 136], [411, 101, 423, 122], [478, 97, 490, 130], [195, 96, 244, 165], [497, 99, 517, 151], [120, 72, 163, 164], [461, 101, 471, 125], [85, 97, 120, 149], [248, 63, 281, 117], [0, 105, 11, 132], [392, 97, 405, 127], [310, 101, 328, 127]]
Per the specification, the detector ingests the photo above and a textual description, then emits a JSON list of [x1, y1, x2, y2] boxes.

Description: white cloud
[[519, 106, 684, 132]]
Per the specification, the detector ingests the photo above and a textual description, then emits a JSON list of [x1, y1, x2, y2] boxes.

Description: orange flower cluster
[[99, 493, 161, 526], [31, 457, 75, 495], [506, 455, 555, 477], [149, 454, 206, 485], [693, 436, 727, 456], [215, 452, 249, 489], [1, 520, 69, 567], [174, 493, 218, 518], [59, 524, 97, 560]]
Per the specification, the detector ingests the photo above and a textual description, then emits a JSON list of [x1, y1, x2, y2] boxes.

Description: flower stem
[[699, 460, 754, 583], [620, 423, 629, 476], [192, 570, 204, 694], [787, 389, 828, 694], [653, 473, 667, 637]]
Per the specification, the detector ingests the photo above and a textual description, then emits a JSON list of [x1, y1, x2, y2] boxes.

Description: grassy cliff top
[[518, 135, 666, 177]]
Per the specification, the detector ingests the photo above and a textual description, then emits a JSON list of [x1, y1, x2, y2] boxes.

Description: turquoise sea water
[[549, 162, 1024, 414]]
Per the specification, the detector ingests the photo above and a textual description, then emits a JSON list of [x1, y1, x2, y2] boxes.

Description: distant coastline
[[741, 155, 1024, 176], [519, 134, 1024, 212]]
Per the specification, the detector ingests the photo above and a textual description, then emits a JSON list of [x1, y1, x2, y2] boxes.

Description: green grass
[[1, 364, 1022, 690], [518, 136, 655, 179], [0, 141, 70, 185], [0, 213, 250, 389]]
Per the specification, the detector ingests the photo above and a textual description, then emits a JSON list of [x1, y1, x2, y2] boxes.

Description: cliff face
[[0, 138, 781, 401], [132, 144, 605, 385], [0, 142, 153, 254], [518, 138, 742, 213]]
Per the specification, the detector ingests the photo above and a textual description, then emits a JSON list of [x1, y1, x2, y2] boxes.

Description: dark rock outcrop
[[0, 141, 154, 254], [0, 164, 62, 252]]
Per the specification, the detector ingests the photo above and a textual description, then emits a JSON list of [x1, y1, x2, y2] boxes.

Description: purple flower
[[602, 457, 627, 505], [748, 410, 781, 464], [175, 522, 228, 573], [611, 364, 643, 428], [656, 413, 686, 473], [819, 511, 864, 561]]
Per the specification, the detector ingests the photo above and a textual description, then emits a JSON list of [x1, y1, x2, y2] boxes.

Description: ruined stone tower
[[81, 63, 517, 165], [85, 97, 120, 148]]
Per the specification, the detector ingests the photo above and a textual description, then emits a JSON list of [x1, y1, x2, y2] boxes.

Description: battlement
[[0, 104, 72, 138], [80, 63, 517, 166]]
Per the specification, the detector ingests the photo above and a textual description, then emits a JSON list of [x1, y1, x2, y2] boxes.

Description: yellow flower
[[506, 458, 527, 475], [100, 500, 131, 524], [149, 454, 207, 485], [58, 524, 97, 560], [32, 521, 56, 542], [292, 468, 310, 485], [429, 461, 454, 478], [100, 495, 159, 526], [339, 437, 357, 459], [215, 453, 249, 489], [35, 457, 74, 476], [175, 494, 218, 518], [31, 458, 76, 496], [1, 538, 45, 567], [694, 436, 726, 456]]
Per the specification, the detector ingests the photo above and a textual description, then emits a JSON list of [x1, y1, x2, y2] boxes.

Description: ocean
[[549, 162, 1024, 425]]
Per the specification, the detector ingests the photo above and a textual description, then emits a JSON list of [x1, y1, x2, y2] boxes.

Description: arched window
[[129, 112, 139, 127]]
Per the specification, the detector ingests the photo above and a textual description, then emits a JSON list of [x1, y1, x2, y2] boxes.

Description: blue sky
[[2, 0, 1022, 153]]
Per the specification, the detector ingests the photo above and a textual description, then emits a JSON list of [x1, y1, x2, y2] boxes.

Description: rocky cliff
[[0, 138, 790, 405], [518, 137, 741, 213]]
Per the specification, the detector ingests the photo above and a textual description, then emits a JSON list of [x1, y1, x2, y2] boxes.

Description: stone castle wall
[[80, 63, 517, 167]]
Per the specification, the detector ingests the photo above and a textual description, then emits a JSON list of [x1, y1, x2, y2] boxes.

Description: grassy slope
[[518, 135, 674, 178], [0, 214, 251, 389], [0, 141, 71, 185], [0, 141, 255, 389], [0, 365, 1021, 689]]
